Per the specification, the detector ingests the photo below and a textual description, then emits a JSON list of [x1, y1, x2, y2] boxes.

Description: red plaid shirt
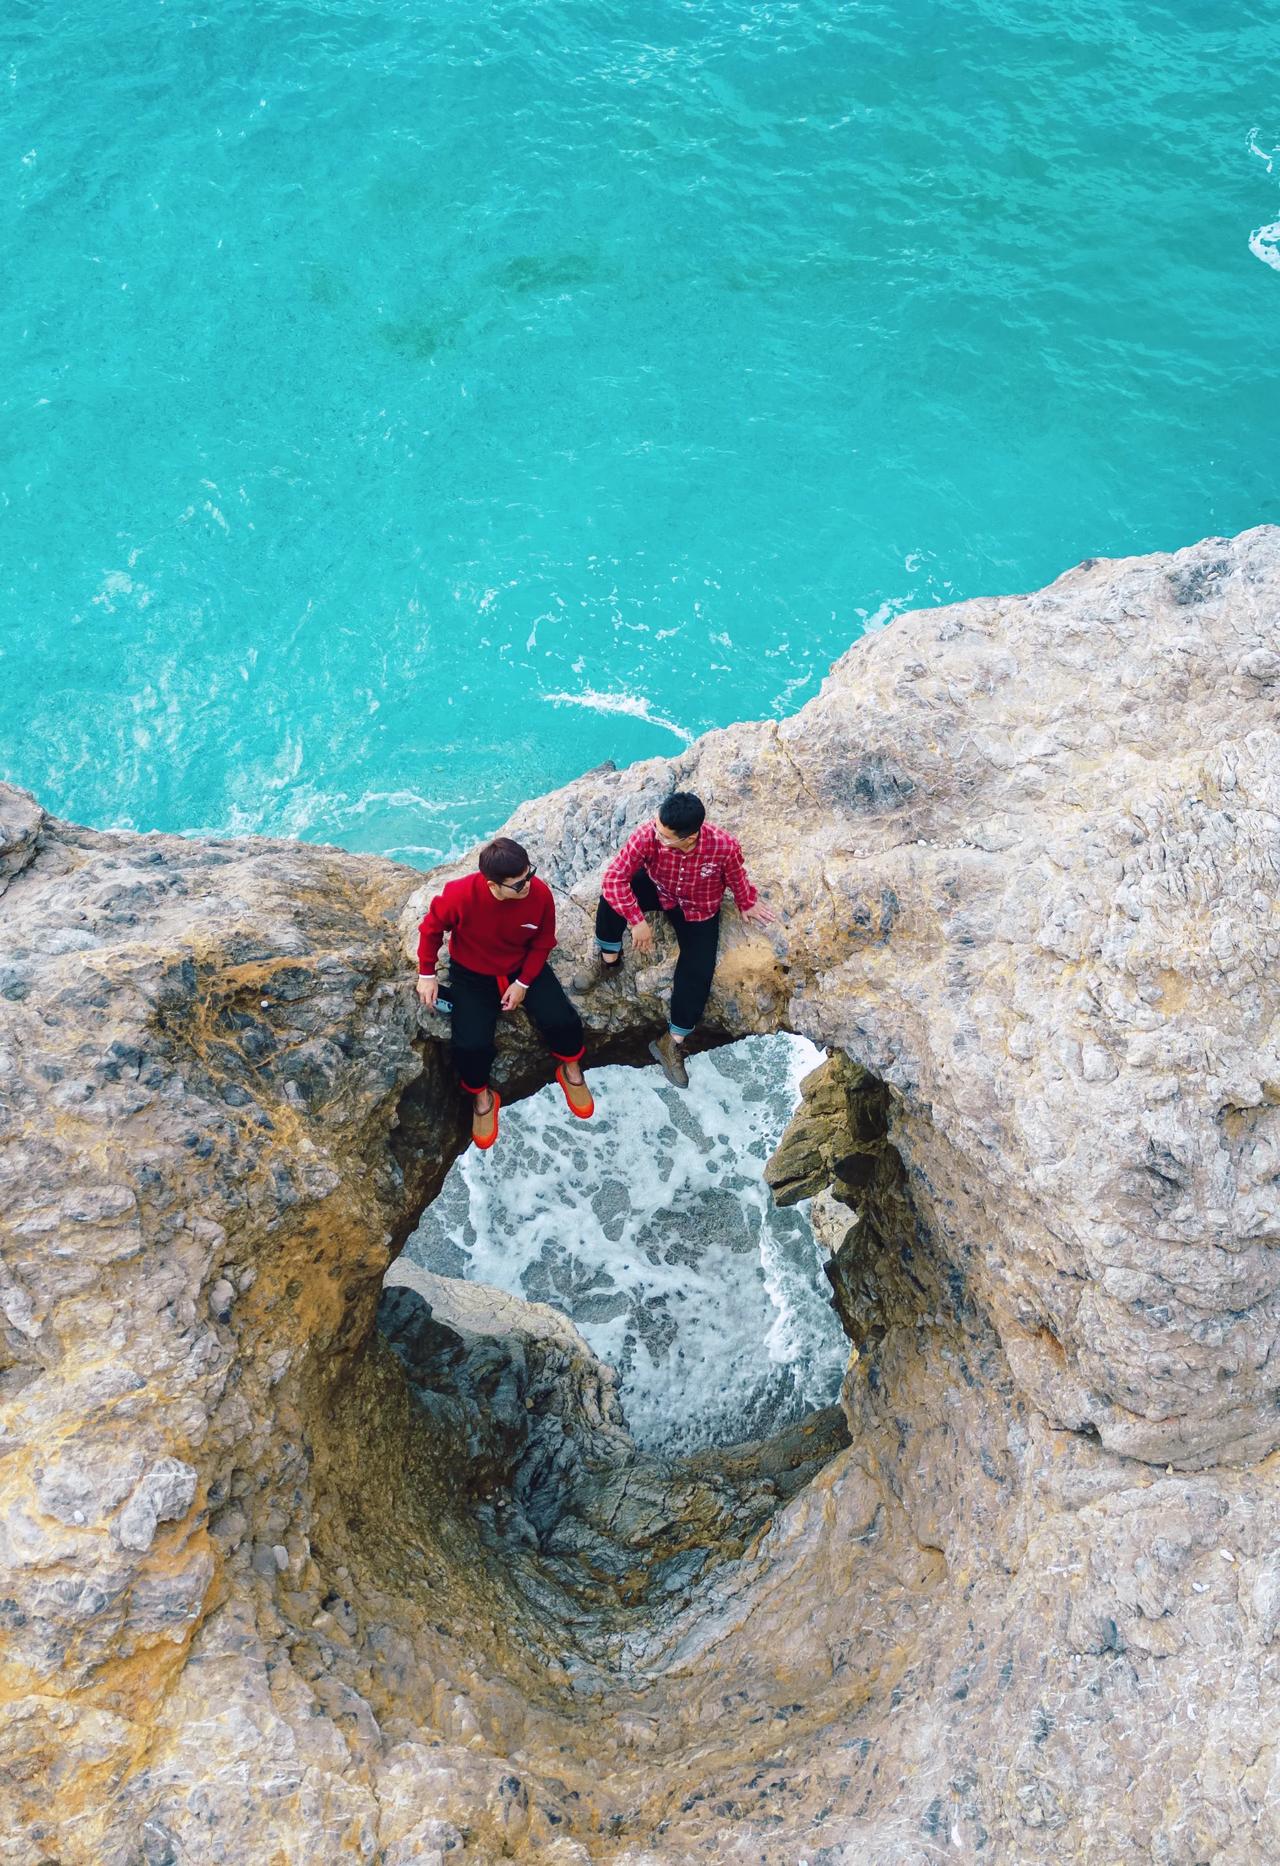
[[601, 821, 758, 926]]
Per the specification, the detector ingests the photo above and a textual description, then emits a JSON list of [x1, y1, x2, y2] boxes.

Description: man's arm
[[722, 836, 759, 915], [601, 825, 654, 926], [416, 889, 458, 976], [515, 890, 556, 987]]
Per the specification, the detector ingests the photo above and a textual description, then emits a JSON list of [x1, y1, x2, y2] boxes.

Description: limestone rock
[[3, 527, 1280, 1863], [115, 1459, 200, 1552], [0, 784, 42, 897], [764, 1050, 893, 1210]]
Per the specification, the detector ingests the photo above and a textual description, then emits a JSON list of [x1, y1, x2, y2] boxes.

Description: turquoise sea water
[[3, 0, 1278, 863]]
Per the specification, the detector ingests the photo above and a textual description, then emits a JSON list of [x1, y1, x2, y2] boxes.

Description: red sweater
[[417, 872, 557, 985]]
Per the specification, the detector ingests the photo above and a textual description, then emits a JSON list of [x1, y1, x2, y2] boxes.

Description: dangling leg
[[574, 871, 664, 990], [523, 965, 594, 1118], [448, 960, 502, 1146], [648, 909, 719, 1089]]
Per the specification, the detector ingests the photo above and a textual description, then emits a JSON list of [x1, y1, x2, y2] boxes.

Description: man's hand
[[630, 920, 655, 956], [416, 975, 439, 1010], [743, 900, 780, 928], [500, 980, 528, 1012]]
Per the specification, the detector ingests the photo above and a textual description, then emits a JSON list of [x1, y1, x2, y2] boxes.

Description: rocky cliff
[[2, 527, 1279, 1864]]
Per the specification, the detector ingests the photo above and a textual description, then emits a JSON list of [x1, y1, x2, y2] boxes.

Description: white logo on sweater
[[521, 922, 539, 930]]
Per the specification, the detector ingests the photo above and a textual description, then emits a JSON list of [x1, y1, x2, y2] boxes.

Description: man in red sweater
[[416, 837, 593, 1148], [574, 791, 777, 1088]]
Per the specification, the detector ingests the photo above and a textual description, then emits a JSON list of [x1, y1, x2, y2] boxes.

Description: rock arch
[[3, 527, 1280, 1862]]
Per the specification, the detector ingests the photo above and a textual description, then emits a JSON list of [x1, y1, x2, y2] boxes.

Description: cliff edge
[[2, 528, 1279, 1863]]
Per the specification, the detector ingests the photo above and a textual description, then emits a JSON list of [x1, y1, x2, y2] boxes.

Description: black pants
[[594, 872, 720, 1035], [447, 958, 584, 1094]]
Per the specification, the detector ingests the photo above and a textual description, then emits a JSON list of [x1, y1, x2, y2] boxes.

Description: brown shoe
[[648, 1032, 689, 1089], [471, 1089, 501, 1149], [556, 1064, 595, 1119], [571, 952, 623, 993]]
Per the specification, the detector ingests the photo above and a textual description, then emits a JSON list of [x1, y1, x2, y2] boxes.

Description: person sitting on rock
[[416, 837, 593, 1148], [574, 791, 777, 1088]]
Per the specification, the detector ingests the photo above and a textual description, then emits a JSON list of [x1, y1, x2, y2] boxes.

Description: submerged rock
[[380, 1262, 848, 1610], [2, 527, 1280, 1862]]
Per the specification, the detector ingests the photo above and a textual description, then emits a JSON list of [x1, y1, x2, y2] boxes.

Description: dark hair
[[478, 836, 531, 882], [658, 792, 705, 837]]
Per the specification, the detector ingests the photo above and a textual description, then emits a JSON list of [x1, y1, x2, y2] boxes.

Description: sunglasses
[[500, 866, 536, 892]]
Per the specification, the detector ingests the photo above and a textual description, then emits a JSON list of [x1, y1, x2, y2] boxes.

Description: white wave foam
[[1247, 131, 1280, 270], [856, 598, 905, 633], [204, 782, 473, 849], [1249, 221, 1280, 272], [540, 688, 694, 743], [338, 788, 463, 819], [1248, 128, 1278, 174], [403, 1033, 848, 1453]]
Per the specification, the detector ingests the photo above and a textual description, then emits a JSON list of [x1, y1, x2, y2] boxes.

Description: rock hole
[[391, 1033, 848, 1456], [367, 1030, 917, 1640]]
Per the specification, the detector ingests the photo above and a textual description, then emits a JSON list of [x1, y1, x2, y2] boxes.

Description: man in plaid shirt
[[576, 791, 777, 1087]]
